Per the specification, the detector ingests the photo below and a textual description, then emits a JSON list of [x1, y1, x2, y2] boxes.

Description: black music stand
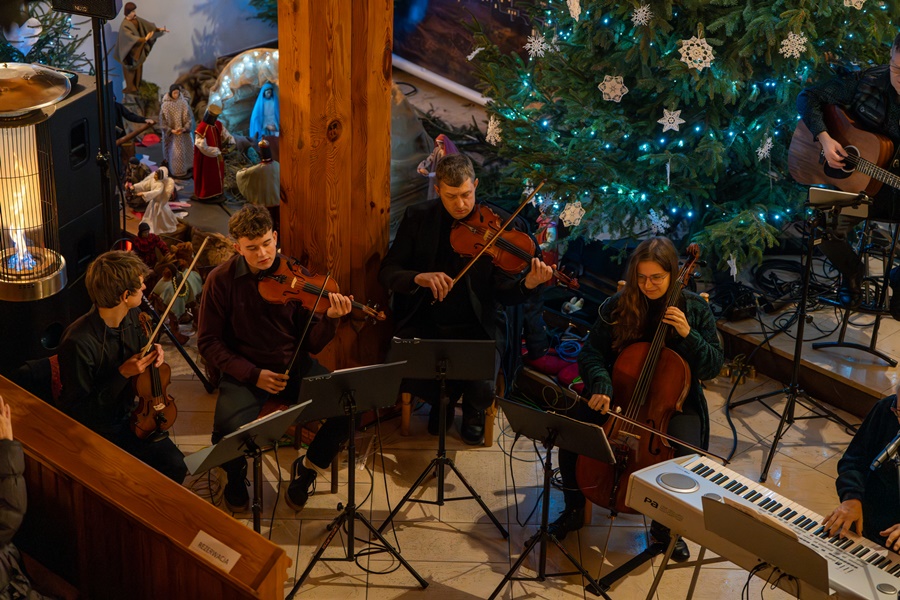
[[288, 362, 428, 597], [375, 338, 508, 539], [729, 188, 863, 482], [489, 400, 614, 600], [184, 400, 311, 533]]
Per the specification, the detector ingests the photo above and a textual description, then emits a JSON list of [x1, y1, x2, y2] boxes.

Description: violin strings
[[463, 225, 572, 283]]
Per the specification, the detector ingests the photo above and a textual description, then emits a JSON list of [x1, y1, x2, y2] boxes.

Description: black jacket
[[379, 200, 536, 339], [58, 307, 145, 436], [836, 395, 900, 545]]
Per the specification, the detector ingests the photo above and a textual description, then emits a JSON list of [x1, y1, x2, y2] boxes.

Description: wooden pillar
[[277, 0, 393, 369]]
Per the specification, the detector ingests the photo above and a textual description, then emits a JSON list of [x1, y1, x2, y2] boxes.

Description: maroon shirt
[[197, 254, 337, 386]]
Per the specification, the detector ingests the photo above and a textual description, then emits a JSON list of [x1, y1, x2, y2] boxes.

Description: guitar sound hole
[[841, 145, 860, 173]]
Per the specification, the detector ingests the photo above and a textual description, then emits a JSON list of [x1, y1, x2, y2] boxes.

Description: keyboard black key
[[778, 508, 793, 519], [691, 463, 705, 473], [804, 521, 818, 531]]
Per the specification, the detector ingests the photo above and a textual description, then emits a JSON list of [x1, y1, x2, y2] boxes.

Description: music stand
[[728, 187, 863, 482], [488, 399, 614, 600], [375, 338, 508, 539], [184, 400, 311, 533], [287, 362, 428, 598]]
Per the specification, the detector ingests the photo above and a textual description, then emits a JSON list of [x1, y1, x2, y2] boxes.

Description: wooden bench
[[0, 375, 290, 600]]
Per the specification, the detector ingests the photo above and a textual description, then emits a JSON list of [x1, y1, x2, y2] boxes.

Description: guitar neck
[[849, 154, 900, 190]]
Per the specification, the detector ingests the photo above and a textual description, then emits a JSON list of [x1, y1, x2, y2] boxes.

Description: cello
[[575, 244, 706, 515]]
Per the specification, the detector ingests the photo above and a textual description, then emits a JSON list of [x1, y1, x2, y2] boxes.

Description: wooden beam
[[278, 0, 393, 369]]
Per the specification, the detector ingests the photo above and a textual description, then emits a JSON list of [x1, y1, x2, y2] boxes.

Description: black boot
[[285, 456, 317, 511], [460, 404, 485, 445], [547, 506, 585, 542], [890, 266, 900, 320], [649, 520, 690, 562], [222, 457, 249, 512], [838, 269, 863, 309]]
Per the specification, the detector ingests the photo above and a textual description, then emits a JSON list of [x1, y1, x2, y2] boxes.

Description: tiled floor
[[161, 322, 873, 600]]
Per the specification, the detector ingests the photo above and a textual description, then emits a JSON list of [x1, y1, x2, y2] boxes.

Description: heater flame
[[6, 161, 37, 272]]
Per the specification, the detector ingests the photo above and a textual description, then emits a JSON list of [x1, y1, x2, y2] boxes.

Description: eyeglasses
[[636, 273, 670, 285]]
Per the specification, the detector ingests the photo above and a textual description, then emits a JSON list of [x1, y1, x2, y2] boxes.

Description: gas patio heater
[[0, 62, 70, 301]]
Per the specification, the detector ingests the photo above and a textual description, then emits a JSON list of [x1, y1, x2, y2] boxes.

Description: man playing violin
[[797, 32, 900, 311], [58, 251, 188, 483], [197, 205, 353, 512], [379, 153, 554, 444], [551, 237, 723, 561]]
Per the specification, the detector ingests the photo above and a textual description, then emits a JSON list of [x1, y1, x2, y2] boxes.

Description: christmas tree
[[0, 1, 90, 71], [468, 0, 900, 268]]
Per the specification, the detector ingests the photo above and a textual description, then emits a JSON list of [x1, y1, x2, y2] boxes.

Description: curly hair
[[229, 204, 273, 241], [611, 237, 680, 351]]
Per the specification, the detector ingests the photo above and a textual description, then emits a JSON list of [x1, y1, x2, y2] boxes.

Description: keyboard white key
[[627, 455, 900, 599]]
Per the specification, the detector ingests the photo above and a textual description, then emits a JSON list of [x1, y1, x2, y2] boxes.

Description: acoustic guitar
[[788, 105, 900, 197]]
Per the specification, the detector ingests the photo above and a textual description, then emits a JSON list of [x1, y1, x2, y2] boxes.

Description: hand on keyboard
[[880, 524, 900, 551], [824, 499, 864, 538]]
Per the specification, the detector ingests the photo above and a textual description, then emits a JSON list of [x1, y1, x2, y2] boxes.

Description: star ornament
[[658, 109, 686, 132], [598, 75, 629, 102], [559, 201, 586, 227]]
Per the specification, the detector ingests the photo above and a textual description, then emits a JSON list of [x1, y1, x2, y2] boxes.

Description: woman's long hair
[[611, 237, 680, 351]]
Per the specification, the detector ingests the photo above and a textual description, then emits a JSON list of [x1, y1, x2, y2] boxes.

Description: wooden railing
[[0, 375, 290, 600]]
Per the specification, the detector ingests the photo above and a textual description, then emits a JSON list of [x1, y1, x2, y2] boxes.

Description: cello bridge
[[152, 403, 166, 412]]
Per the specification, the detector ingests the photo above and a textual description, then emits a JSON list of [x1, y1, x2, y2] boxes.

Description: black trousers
[[107, 424, 188, 484], [557, 399, 703, 511], [212, 370, 350, 474], [399, 348, 501, 413]]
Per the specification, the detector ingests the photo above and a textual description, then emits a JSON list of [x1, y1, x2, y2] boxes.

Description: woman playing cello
[[550, 237, 723, 562]]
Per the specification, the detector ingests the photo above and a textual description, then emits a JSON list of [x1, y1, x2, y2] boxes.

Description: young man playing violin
[[552, 237, 722, 561], [58, 251, 188, 483], [379, 153, 553, 444], [197, 204, 354, 512]]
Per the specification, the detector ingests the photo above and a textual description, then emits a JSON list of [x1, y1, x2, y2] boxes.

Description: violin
[[450, 204, 580, 291], [129, 237, 208, 439], [575, 244, 704, 515], [257, 256, 386, 322], [131, 312, 177, 440]]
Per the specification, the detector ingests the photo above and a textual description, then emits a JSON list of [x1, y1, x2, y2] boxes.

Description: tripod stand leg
[[376, 458, 438, 534], [760, 392, 794, 483], [488, 529, 543, 599], [355, 512, 429, 588], [444, 458, 508, 538], [289, 511, 349, 597], [547, 535, 609, 599]]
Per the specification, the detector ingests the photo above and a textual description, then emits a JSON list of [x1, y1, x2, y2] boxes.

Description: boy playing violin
[[197, 204, 353, 512], [379, 153, 553, 444], [58, 251, 188, 483]]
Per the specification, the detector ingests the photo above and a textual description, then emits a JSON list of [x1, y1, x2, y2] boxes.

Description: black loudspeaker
[[51, 0, 122, 20], [49, 75, 111, 283], [0, 76, 112, 373]]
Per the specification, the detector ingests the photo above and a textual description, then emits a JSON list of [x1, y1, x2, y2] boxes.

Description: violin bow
[[449, 179, 546, 287], [601, 406, 730, 466], [140, 237, 209, 356], [283, 270, 331, 376]]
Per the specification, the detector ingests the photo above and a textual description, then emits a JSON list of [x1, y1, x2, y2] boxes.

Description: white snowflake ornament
[[567, 0, 581, 22], [548, 33, 560, 53], [756, 136, 773, 161], [648, 209, 670, 234], [524, 33, 549, 59], [486, 115, 502, 146], [679, 36, 715, 71], [727, 254, 738, 280], [779, 32, 807, 59], [844, 0, 865, 8], [467, 47, 484, 61], [631, 4, 653, 27], [598, 75, 629, 102], [560, 201, 586, 227], [658, 109, 686, 132]]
